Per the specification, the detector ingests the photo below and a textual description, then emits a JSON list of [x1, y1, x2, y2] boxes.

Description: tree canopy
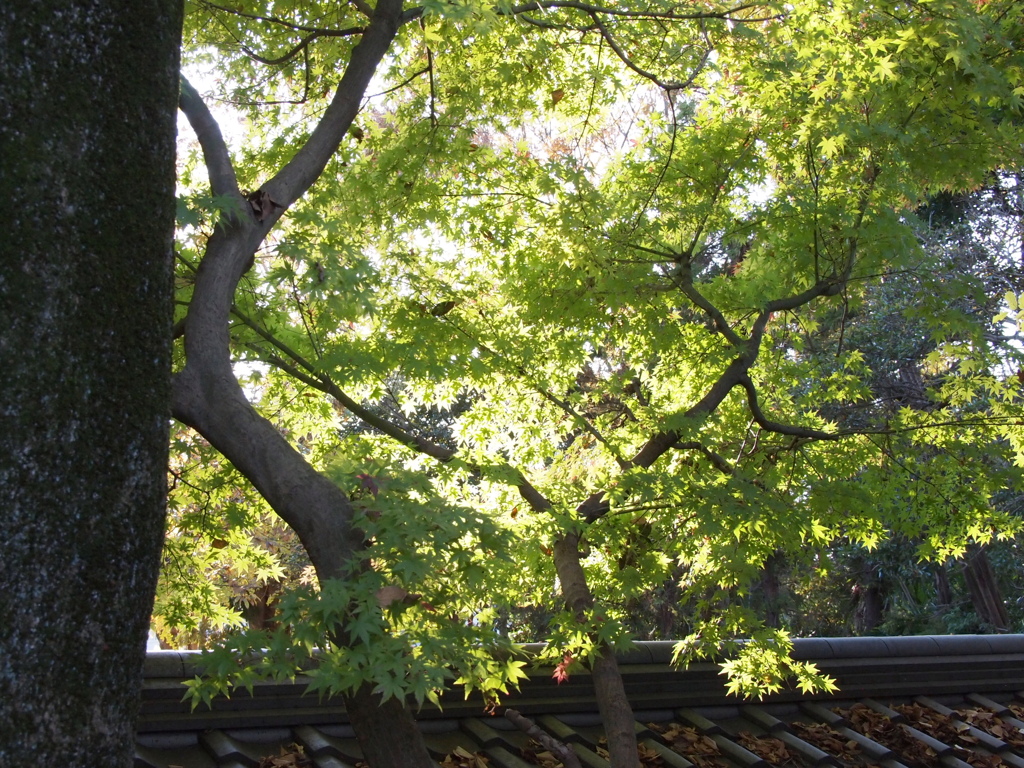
[[166, 0, 1024, 764]]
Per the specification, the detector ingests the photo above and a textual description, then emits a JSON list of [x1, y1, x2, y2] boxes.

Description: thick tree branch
[[350, 0, 375, 18], [171, 367, 363, 581], [672, 262, 745, 346], [738, 375, 840, 441], [179, 75, 240, 200], [172, 3, 409, 583], [762, 274, 846, 316], [632, 353, 754, 466], [505, 710, 583, 768], [264, 0, 404, 211], [511, 477, 554, 513], [177, 0, 407, 378]]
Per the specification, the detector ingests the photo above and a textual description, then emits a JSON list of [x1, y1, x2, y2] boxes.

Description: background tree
[[776, 178, 1024, 637], [0, 1, 181, 765]]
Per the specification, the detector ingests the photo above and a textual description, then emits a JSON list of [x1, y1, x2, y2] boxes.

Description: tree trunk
[[933, 561, 953, 607], [961, 544, 1009, 631], [554, 534, 641, 768], [172, 359, 437, 768], [655, 570, 684, 639], [171, 1, 437, 760], [0, 1, 181, 765], [758, 552, 784, 629], [853, 582, 884, 634], [346, 685, 439, 768]]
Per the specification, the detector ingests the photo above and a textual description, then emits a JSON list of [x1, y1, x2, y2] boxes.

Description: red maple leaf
[[552, 653, 573, 684]]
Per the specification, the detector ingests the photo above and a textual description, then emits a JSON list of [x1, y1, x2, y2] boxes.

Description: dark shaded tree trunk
[[0, 1, 181, 765], [854, 586, 884, 634], [853, 568, 884, 635], [655, 570, 684, 639], [933, 562, 953, 608], [961, 544, 1009, 631], [758, 551, 785, 629]]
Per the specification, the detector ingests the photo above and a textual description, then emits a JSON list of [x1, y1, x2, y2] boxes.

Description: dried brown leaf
[[258, 743, 311, 768], [737, 731, 797, 765], [375, 584, 409, 608], [441, 746, 490, 768]]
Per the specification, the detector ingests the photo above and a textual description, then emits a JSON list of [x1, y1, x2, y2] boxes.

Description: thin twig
[[199, 0, 365, 35]]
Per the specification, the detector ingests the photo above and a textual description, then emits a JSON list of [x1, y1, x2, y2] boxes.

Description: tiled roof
[[136, 635, 1024, 768]]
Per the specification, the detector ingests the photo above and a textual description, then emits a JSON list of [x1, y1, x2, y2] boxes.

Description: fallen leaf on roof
[[258, 743, 312, 767], [836, 704, 963, 768], [637, 742, 666, 766], [519, 741, 562, 767], [647, 722, 728, 768], [736, 731, 802, 766], [441, 745, 490, 768], [593, 740, 663, 766], [792, 720, 860, 762], [957, 707, 1024, 751], [893, 703, 1005, 768]]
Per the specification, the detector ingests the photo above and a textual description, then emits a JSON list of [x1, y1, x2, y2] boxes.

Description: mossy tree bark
[[0, 1, 181, 765]]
